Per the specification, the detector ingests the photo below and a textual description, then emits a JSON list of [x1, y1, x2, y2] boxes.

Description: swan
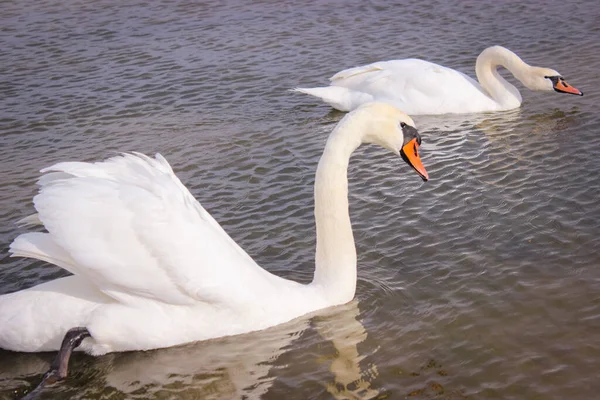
[[0, 102, 428, 391], [294, 45, 583, 115]]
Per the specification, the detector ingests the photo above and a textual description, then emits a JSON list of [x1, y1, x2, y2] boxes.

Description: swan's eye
[[400, 122, 407, 128]]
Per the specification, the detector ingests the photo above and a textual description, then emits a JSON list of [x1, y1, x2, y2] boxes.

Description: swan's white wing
[[330, 63, 384, 81], [15, 153, 274, 307], [329, 59, 495, 114]]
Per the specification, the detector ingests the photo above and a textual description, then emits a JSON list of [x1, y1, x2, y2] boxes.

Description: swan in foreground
[[294, 45, 583, 115], [0, 103, 428, 393]]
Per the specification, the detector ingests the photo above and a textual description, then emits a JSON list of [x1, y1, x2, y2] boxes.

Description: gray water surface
[[1, 0, 599, 399]]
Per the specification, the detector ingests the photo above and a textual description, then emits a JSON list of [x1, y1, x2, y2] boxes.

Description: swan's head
[[525, 67, 583, 96], [355, 102, 429, 181]]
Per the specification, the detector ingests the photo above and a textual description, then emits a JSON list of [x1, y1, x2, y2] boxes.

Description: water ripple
[[1, 0, 600, 399]]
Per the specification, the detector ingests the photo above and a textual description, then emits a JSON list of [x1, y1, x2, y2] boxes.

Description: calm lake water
[[1, 0, 599, 399]]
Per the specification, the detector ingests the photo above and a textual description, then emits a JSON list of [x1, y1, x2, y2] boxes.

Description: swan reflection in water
[[315, 302, 380, 399], [2, 300, 379, 399]]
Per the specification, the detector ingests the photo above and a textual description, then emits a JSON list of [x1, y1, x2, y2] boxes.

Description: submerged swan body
[[0, 103, 428, 358], [294, 46, 583, 115]]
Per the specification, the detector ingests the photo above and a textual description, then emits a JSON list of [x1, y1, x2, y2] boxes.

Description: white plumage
[[0, 103, 427, 356], [295, 46, 582, 115]]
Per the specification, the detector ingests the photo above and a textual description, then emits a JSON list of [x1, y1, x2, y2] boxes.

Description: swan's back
[[329, 59, 499, 114]]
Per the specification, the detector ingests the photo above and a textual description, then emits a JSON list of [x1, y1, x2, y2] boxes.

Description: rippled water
[[1, 0, 599, 399]]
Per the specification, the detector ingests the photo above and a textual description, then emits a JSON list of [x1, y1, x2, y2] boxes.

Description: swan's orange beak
[[553, 78, 583, 96], [401, 138, 428, 182]]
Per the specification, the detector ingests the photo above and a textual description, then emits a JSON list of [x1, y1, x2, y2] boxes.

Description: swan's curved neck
[[475, 46, 530, 109], [311, 114, 364, 304]]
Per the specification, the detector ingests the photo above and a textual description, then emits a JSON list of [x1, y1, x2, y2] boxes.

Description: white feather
[[0, 103, 424, 354], [295, 46, 580, 115]]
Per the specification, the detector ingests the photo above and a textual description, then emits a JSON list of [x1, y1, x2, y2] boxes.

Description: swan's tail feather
[[292, 87, 372, 112], [10, 232, 80, 276], [17, 214, 42, 227]]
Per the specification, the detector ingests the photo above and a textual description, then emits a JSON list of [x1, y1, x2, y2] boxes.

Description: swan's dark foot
[[22, 327, 91, 400]]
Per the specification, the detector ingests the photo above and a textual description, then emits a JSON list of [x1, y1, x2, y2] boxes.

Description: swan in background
[[0, 102, 428, 395], [294, 45, 583, 115]]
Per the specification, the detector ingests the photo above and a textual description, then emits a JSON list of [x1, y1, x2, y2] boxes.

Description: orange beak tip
[[555, 80, 583, 96], [401, 138, 429, 182]]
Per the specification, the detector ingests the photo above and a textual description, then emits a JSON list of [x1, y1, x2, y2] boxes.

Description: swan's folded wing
[[330, 59, 485, 114], [331, 60, 445, 93], [24, 153, 274, 307], [329, 63, 384, 81]]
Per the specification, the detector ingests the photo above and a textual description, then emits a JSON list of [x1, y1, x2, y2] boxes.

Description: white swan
[[294, 46, 583, 115], [0, 103, 428, 388]]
